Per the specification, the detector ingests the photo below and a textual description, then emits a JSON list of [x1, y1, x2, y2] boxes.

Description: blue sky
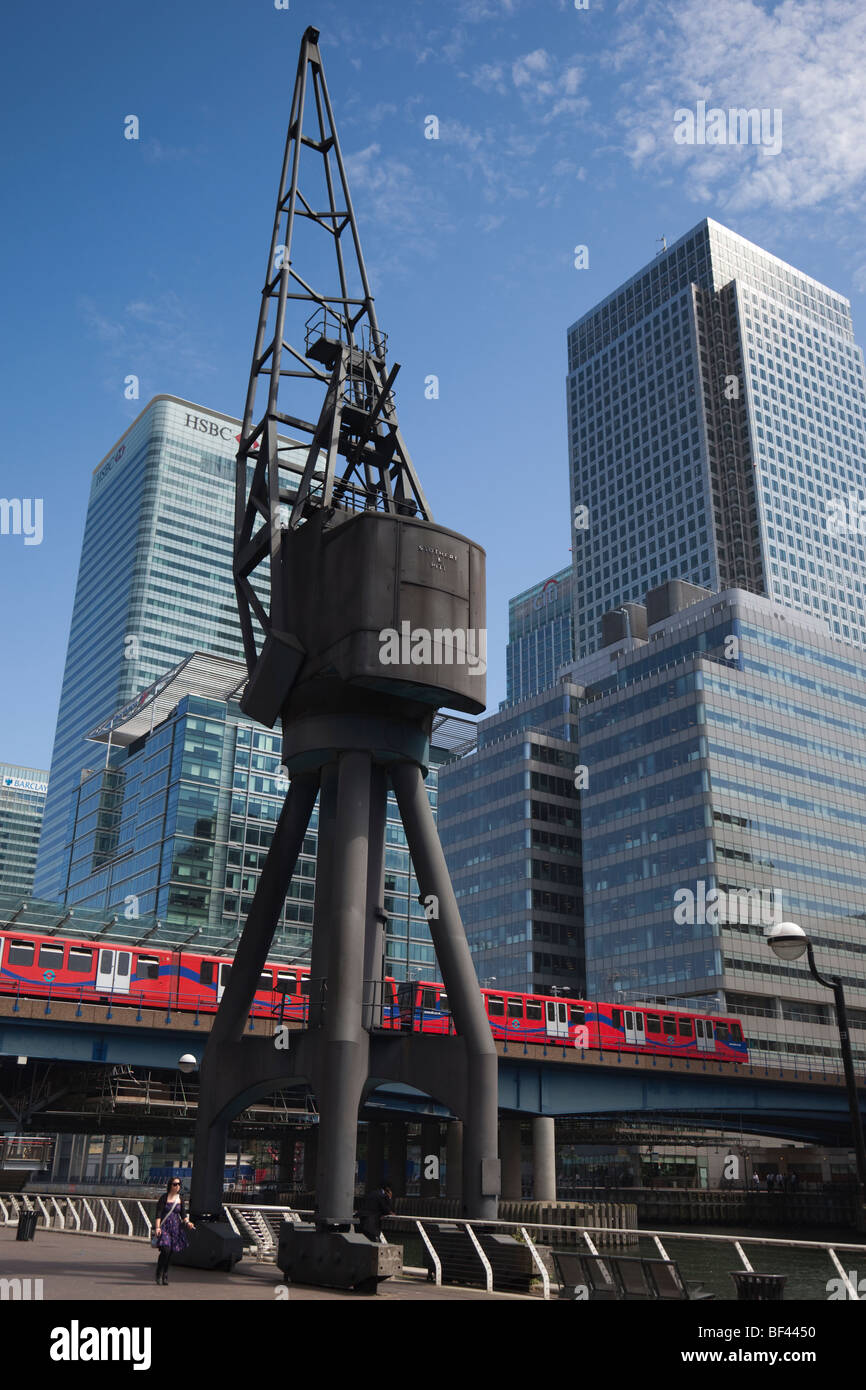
[[3, 0, 866, 769]]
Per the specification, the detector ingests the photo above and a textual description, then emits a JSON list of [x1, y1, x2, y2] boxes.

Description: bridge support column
[[500, 1114, 522, 1200], [365, 1122, 386, 1192], [532, 1116, 556, 1202], [420, 1121, 441, 1198], [446, 1121, 463, 1201], [387, 1123, 407, 1197], [303, 1126, 318, 1192]]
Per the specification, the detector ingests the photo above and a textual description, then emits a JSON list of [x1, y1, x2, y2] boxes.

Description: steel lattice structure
[[234, 26, 433, 683]]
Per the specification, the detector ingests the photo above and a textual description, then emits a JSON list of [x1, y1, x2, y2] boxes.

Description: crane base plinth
[[277, 1222, 402, 1291], [172, 1220, 244, 1271]]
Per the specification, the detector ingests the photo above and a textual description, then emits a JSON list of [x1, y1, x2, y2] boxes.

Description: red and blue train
[[0, 926, 748, 1063]]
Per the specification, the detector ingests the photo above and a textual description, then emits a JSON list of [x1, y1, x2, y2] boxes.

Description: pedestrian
[[752, 1172, 760, 1190], [153, 1178, 195, 1285], [775, 1171, 785, 1191], [765, 1170, 774, 1194], [789, 1171, 798, 1193], [357, 1182, 393, 1241]]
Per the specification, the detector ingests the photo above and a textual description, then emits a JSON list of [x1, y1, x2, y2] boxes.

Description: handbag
[[151, 1231, 160, 1248]]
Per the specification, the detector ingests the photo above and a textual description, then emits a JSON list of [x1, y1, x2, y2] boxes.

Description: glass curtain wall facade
[[439, 687, 584, 995], [506, 568, 574, 704], [0, 763, 49, 897], [575, 585, 866, 1070], [35, 397, 302, 900], [64, 685, 464, 979], [568, 218, 866, 658]]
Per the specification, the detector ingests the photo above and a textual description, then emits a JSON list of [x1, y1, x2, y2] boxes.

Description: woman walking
[[154, 1178, 194, 1285]]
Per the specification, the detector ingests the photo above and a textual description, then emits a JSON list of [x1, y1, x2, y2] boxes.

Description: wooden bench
[[552, 1249, 715, 1301]]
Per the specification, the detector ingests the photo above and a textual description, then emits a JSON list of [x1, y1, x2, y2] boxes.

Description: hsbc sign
[[94, 443, 126, 489], [182, 412, 260, 452], [183, 412, 238, 443]]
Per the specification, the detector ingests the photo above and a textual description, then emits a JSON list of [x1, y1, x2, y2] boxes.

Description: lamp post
[[767, 922, 866, 1212]]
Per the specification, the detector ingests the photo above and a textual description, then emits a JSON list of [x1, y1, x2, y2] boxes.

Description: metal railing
[[3, 1194, 864, 1299], [0, 1191, 154, 1241]]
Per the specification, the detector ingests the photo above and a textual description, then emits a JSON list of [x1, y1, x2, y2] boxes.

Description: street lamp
[[767, 922, 866, 1210]]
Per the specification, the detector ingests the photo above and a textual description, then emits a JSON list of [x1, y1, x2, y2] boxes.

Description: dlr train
[[0, 926, 748, 1063]]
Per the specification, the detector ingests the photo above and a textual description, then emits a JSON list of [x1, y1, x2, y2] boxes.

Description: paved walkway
[[0, 1228, 531, 1301]]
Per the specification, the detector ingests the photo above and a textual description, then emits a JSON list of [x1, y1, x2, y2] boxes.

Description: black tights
[[156, 1249, 172, 1278]]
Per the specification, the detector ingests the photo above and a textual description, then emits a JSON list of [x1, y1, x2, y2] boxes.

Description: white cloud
[[79, 291, 217, 387], [471, 62, 509, 94], [512, 49, 553, 94], [457, 0, 520, 20], [608, 0, 866, 214]]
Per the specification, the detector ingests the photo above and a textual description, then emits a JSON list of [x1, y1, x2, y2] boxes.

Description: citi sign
[[533, 579, 558, 611]]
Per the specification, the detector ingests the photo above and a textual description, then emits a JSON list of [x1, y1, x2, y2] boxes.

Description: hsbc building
[[35, 396, 304, 898]]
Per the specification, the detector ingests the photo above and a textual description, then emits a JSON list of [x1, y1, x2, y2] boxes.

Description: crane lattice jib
[[234, 26, 433, 680]]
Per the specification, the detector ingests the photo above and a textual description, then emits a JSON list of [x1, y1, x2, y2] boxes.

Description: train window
[[507, 998, 523, 1019], [300, 976, 311, 996], [439, 993, 450, 1013], [138, 956, 159, 980], [421, 988, 437, 1010], [117, 953, 131, 974], [200, 961, 215, 985], [570, 1005, 585, 1025], [487, 995, 504, 1017], [612, 1009, 622, 1030], [68, 949, 93, 974], [715, 1022, 729, 1042], [38, 945, 64, 968], [259, 973, 272, 992], [276, 974, 293, 994], [678, 1017, 693, 1037], [7, 940, 34, 966], [730, 1022, 743, 1043], [646, 1014, 661, 1034], [526, 1000, 542, 1020], [663, 1016, 676, 1034]]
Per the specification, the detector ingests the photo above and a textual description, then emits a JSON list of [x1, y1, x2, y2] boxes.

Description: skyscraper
[[571, 581, 866, 1072], [35, 396, 304, 899], [0, 761, 49, 898], [439, 684, 583, 995], [505, 567, 574, 704], [568, 218, 866, 658]]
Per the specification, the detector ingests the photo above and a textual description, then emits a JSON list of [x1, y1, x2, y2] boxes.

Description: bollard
[[730, 1271, 786, 1300]]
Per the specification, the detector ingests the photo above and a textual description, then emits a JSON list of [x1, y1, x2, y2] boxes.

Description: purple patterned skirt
[[157, 1207, 189, 1254]]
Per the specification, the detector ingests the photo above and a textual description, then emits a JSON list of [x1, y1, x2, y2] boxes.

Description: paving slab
[[0, 1227, 532, 1301]]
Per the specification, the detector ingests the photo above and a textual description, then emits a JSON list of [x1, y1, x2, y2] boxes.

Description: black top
[[155, 1193, 187, 1221]]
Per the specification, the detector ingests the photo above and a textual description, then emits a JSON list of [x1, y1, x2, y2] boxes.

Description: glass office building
[[62, 652, 473, 981], [35, 397, 305, 900], [0, 762, 49, 898], [573, 582, 866, 1069], [568, 218, 866, 658], [505, 568, 574, 705], [439, 687, 583, 995]]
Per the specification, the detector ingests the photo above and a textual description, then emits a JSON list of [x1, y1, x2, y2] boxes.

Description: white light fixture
[[766, 921, 808, 961], [178, 1053, 198, 1073]]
